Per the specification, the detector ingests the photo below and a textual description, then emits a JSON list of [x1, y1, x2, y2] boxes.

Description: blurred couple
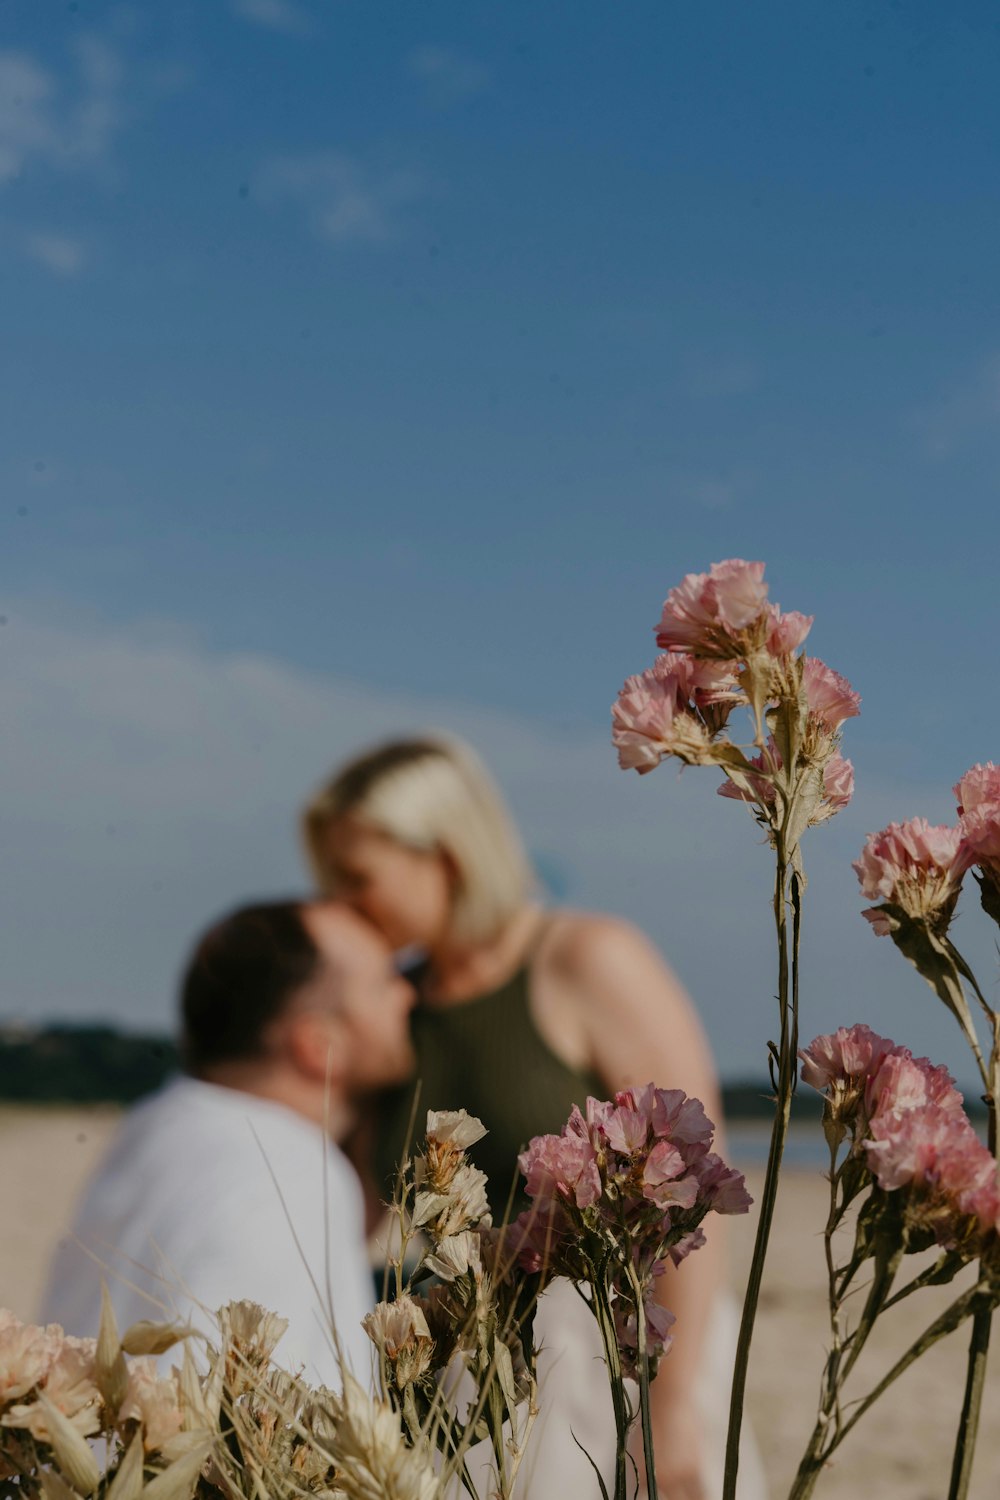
[[48, 735, 766, 1499]]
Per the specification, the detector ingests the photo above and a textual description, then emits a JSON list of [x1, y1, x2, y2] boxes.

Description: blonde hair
[[302, 737, 536, 946]]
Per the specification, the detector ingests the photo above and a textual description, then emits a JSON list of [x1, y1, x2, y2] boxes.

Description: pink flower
[[648, 1088, 715, 1153], [641, 1141, 699, 1210], [959, 804, 1000, 877], [954, 762, 1000, 816], [667, 1227, 707, 1266], [655, 559, 769, 656], [800, 1024, 897, 1093], [518, 1131, 601, 1209], [823, 754, 854, 812], [692, 1153, 753, 1214], [604, 1103, 652, 1155], [612, 656, 710, 774], [853, 819, 970, 932], [613, 1296, 676, 1378], [801, 657, 861, 731], [766, 606, 814, 656], [865, 1104, 998, 1252], [864, 1051, 964, 1123], [717, 739, 781, 806]]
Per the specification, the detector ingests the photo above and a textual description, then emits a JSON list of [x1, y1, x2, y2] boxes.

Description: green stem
[[787, 1283, 985, 1499], [949, 1030, 999, 1500], [948, 1306, 993, 1500], [627, 1263, 658, 1500], [723, 846, 793, 1500], [944, 954, 1000, 1500], [592, 1276, 631, 1500], [836, 1240, 902, 1386]]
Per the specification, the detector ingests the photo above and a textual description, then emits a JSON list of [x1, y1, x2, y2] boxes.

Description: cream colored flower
[[423, 1232, 481, 1284], [425, 1111, 487, 1152], [363, 1298, 433, 1388], [431, 1163, 491, 1239], [3, 1339, 101, 1442], [215, 1302, 288, 1396], [0, 1315, 62, 1404], [117, 1358, 184, 1453]]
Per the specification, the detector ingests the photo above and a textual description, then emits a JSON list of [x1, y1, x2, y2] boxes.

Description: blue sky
[[3, 0, 1000, 1084]]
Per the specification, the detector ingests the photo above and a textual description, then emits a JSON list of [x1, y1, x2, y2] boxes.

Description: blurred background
[[3, 0, 1000, 1094]]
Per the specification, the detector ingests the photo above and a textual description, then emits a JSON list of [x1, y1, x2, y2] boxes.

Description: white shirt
[[42, 1076, 375, 1389]]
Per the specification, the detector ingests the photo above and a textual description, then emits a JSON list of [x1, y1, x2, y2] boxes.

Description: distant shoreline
[[0, 1024, 988, 1120]]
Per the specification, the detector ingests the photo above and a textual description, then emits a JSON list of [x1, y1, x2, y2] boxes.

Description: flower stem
[[627, 1262, 658, 1500], [723, 847, 794, 1500], [944, 956, 1000, 1500], [948, 1303, 993, 1500], [953, 1008, 995, 1500], [786, 1283, 985, 1499], [592, 1275, 631, 1500]]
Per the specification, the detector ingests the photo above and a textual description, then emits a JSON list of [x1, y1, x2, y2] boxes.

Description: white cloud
[[1, 608, 993, 1089], [22, 231, 86, 276], [257, 150, 426, 246], [230, 0, 315, 37], [0, 40, 124, 189], [918, 353, 1000, 456], [407, 46, 487, 106]]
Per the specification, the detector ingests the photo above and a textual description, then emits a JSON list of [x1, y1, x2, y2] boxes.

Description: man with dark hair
[[43, 900, 414, 1388]]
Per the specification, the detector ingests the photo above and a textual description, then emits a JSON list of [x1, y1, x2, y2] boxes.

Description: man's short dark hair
[[180, 902, 320, 1076]]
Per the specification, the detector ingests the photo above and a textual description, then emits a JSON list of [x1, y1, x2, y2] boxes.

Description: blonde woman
[[302, 736, 766, 1500]]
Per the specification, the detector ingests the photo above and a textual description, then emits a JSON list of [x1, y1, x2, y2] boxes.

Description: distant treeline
[[0, 1025, 986, 1119], [0, 1025, 180, 1104]]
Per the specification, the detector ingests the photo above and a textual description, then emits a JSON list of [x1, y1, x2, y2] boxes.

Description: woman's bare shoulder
[[540, 908, 673, 985]]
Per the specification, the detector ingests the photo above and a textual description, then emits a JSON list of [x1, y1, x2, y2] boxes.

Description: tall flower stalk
[[787, 1024, 1000, 1497], [612, 559, 859, 1497], [852, 769, 1000, 1498], [508, 1084, 750, 1500]]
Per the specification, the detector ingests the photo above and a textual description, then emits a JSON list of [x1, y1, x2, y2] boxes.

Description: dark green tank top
[[374, 961, 604, 1220]]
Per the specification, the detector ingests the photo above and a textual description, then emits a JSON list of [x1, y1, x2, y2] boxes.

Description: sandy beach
[[3, 1104, 999, 1498]]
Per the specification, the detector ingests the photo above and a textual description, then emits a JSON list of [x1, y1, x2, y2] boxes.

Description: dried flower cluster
[[510, 1085, 751, 1380], [801, 1024, 1000, 1262], [612, 558, 858, 841], [0, 1295, 444, 1500], [364, 1109, 538, 1500], [855, 762, 1000, 939]]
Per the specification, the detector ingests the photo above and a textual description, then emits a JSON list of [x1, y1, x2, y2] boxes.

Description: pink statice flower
[[959, 804, 1000, 881], [655, 559, 769, 657], [863, 1050, 964, 1123], [866, 1103, 1000, 1253], [799, 1024, 898, 1094], [801, 657, 862, 731], [641, 1141, 699, 1210], [512, 1083, 749, 1378], [822, 754, 854, 812], [613, 1295, 676, 1380], [717, 739, 781, 807], [853, 818, 970, 934], [612, 656, 711, 774], [765, 605, 814, 656], [518, 1128, 601, 1209], [611, 653, 743, 774], [692, 1153, 754, 1213], [803, 1023, 999, 1256], [954, 762, 1000, 816]]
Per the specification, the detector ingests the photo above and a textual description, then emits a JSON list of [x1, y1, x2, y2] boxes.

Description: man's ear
[[286, 1009, 348, 1085]]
